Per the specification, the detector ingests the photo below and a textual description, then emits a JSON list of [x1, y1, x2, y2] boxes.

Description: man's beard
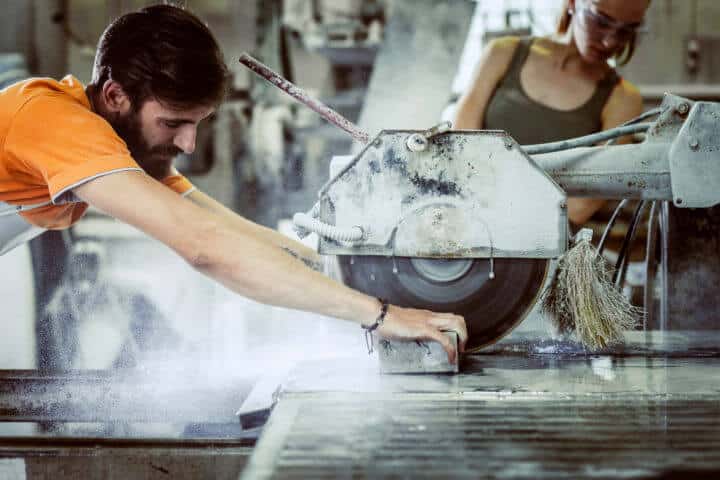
[[110, 111, 182, 180]]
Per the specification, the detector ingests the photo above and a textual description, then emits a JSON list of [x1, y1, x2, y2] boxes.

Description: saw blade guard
[[313, 129, 565, 348]]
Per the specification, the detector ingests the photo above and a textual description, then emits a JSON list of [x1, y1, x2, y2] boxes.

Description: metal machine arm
[[532, 94, 720, 209]]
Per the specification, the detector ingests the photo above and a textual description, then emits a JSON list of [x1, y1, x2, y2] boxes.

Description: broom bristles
[[543, 237, 642, 350]]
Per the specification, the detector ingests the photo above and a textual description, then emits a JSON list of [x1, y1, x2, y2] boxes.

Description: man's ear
[[101, 80, 132, 114]]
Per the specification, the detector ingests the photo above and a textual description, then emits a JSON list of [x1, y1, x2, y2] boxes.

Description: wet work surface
[[2, 333, 720, 479], [241, 352, 720, 479]]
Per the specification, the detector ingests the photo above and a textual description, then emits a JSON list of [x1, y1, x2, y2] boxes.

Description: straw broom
[[542, 228, 642, 350]]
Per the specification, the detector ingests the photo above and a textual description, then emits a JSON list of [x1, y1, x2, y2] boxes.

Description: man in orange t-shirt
[[0, 4, 466, 360]]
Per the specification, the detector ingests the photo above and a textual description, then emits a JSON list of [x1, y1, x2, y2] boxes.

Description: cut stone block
[[377, 331, 459, 374]]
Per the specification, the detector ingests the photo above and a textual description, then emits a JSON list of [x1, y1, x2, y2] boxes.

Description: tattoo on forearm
[[282, 247, 323, 272]]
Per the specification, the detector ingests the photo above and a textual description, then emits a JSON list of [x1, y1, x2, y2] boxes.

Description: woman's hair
[[556, 0, 648, 66], [91, 4, 230, 110]]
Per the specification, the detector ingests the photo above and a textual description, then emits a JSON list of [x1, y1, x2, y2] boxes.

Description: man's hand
[[377, 306, 467, 363]]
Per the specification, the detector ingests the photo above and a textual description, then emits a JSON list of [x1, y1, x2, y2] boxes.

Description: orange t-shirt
[[0, 75, 194, 229]]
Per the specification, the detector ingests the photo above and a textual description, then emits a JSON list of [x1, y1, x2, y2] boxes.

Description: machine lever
[[239, 53, 372, 144]]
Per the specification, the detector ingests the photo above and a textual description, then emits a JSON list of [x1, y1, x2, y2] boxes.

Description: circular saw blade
[[339, 256, 549, 352]]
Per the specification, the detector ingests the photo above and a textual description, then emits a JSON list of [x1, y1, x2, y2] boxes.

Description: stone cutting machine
[[240, 54, 720, 353], [294, 94, 720, 351]]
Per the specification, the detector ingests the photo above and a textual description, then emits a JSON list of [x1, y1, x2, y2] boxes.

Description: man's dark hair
[[92, 4, 230, 110]]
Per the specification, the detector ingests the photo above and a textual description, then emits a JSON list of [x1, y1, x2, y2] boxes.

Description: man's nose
[[174, 125, 197, 154]]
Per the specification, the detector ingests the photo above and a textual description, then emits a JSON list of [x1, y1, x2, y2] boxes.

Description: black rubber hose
[[597, 199, 628, 255], [613, 200, 647, 288]]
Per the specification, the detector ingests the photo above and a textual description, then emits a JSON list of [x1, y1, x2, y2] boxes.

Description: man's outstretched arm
[[185, 189, 323, 272], [73, 171, 467, 361]]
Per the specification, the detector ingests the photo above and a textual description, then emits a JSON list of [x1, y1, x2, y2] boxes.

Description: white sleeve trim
[[181, 186, 197, 198], [51, 167, 144, 204]]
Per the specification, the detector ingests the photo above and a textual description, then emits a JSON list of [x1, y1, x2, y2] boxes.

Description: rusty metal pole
[[239, 53, 371, 145]]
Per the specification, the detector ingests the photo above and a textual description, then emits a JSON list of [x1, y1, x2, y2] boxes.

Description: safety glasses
[[577, 3, 642, 41]]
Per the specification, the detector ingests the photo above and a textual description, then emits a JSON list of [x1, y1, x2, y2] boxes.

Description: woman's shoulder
[[531, 36, 572, 58], [609, 76, 642, 104], [484, 35, 523, 55], [602, 76, 643, 126], [478, 36, 524, 70]]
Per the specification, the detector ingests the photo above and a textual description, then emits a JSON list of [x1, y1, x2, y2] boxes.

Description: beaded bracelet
[[362, 298, 389, 354]]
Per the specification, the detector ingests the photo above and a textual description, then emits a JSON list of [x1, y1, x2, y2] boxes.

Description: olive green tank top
[[483, 37, 621, 145]]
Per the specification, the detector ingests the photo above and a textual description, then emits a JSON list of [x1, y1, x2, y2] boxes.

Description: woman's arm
[[453, 37, 520, 129]]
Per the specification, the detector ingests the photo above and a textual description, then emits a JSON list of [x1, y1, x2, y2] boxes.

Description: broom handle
[[239, 53, 371, 145]]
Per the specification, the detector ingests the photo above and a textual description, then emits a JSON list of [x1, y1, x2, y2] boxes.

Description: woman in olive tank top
[[454, 0, 650, 225]]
